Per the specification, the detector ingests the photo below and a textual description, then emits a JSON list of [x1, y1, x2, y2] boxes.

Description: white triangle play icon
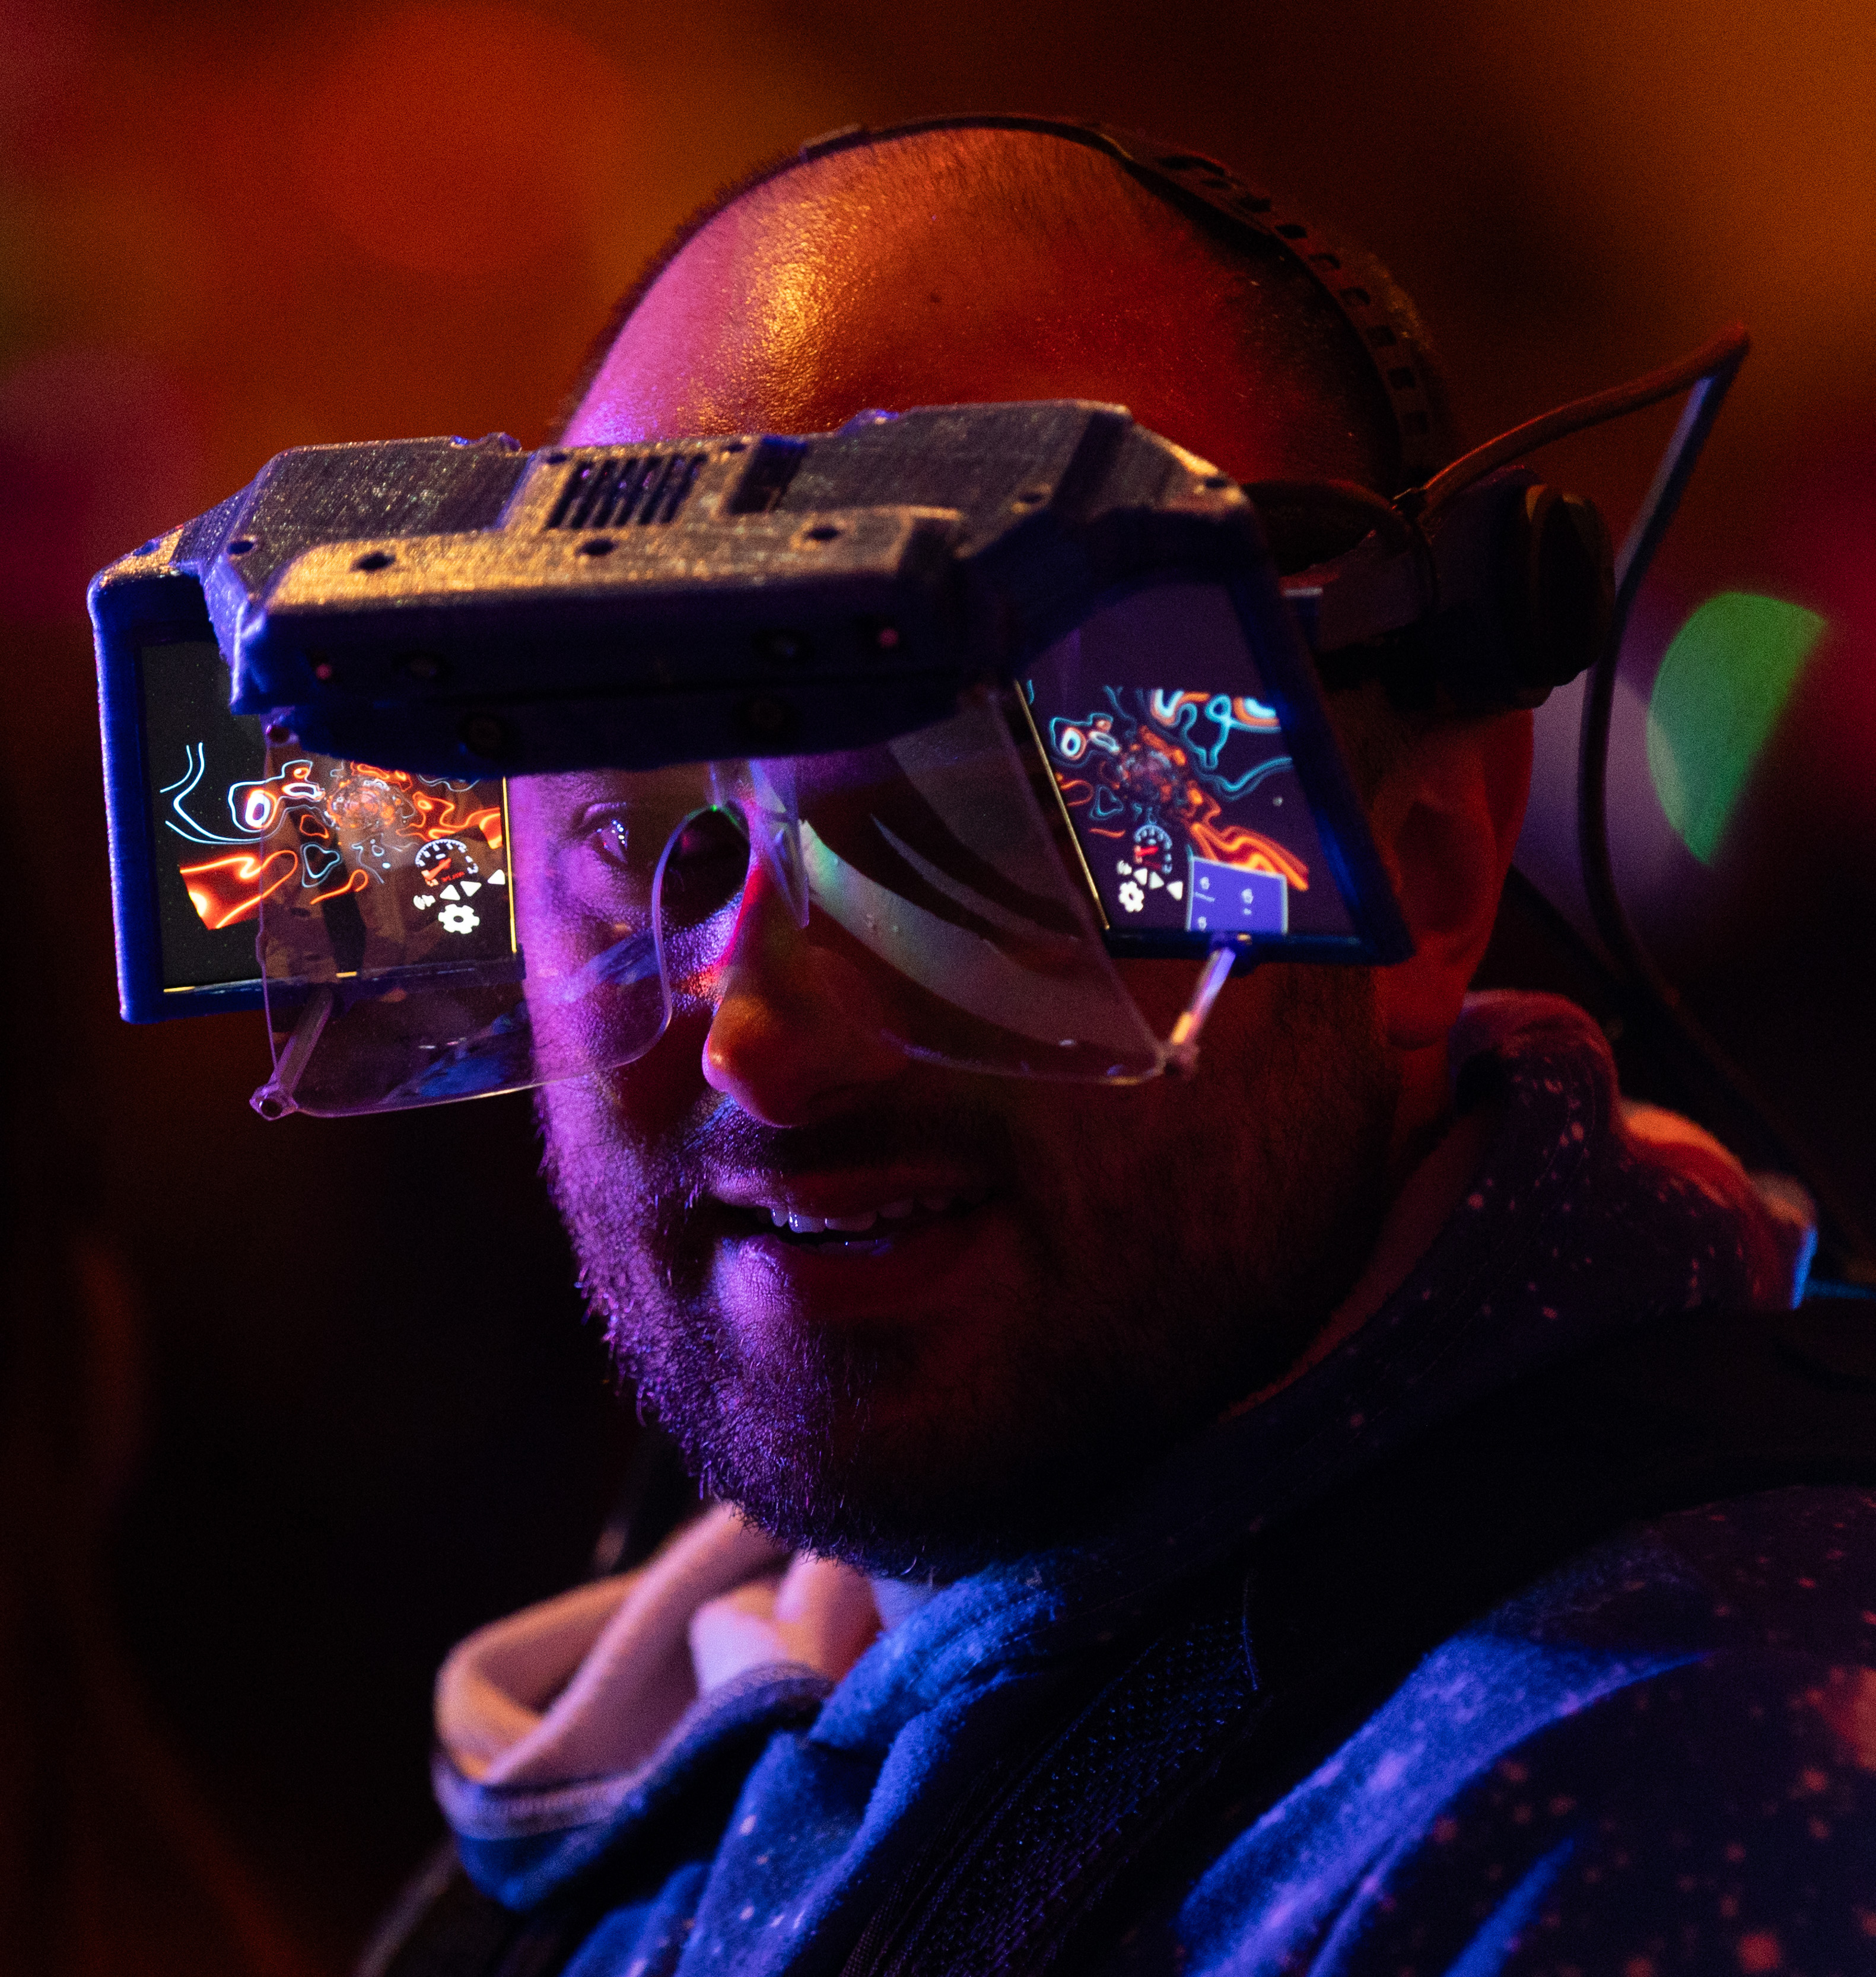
[[461, 880, 481, 896], [440, 883, 460, 901], [488, 869, 507, 885]]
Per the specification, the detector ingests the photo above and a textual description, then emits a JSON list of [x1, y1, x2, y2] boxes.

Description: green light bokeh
[[1645, 591, 1827, 865]]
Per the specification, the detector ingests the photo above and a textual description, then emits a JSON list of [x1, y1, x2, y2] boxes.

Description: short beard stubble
[[543, 964, 1399, 1579]]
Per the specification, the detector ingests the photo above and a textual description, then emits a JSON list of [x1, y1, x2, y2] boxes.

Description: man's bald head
[[564, 125, 1420, 491]]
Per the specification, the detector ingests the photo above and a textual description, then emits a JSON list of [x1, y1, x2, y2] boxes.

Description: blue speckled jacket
[[437, 997, 1875, 1974]]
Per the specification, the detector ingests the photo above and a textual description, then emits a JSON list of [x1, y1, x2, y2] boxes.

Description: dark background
[[2, 3, 1871, 1971]]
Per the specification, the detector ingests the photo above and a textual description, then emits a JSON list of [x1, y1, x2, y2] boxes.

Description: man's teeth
[[765, 1195, 966, 1236]]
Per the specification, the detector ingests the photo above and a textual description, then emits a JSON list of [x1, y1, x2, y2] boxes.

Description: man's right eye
[[590, 814, 630, 866], [548, 810, 647, 918]]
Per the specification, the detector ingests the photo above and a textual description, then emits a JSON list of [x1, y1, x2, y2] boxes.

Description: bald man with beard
[[401, 124, 1874, 1977]]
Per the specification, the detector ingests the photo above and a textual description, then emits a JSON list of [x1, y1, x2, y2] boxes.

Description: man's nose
[[701, 862, 907, 1126]]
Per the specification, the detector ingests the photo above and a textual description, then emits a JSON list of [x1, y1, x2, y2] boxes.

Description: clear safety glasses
[[251, 582, 1377, 1116]]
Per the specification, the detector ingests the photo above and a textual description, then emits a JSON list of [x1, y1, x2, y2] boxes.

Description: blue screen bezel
[[96, 570, 266, 1022]]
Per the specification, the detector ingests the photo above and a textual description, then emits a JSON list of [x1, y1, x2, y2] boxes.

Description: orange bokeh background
[[2, 3, 1871, 1970]]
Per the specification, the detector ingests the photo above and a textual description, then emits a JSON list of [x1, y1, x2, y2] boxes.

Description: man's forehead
[[564, 137, 1368, 484]]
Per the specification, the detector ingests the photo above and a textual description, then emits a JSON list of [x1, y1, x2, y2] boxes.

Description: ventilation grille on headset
[[546, 452, 702, 530]]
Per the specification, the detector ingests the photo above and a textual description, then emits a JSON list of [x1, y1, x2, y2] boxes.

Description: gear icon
[[1117, 880, 1145, 915], [437, 902, 481, 935]]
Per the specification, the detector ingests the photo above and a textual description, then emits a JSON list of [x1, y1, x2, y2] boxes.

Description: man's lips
[[708, 1194, 1003, 1328], [710, 1172, 994, 1242], [700, 1164, 1016, 1327]]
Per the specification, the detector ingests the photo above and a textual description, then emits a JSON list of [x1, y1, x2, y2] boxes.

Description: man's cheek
[[586, 1010, 714, 1144], [540, 1101, 676, 1300], [545, 1004, 719, 1154]]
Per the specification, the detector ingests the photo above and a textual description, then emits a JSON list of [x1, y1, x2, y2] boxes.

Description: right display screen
[[1024, 583, 1359, 945]]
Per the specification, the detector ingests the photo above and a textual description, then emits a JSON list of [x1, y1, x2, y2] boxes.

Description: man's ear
[[1368, 709, 1534, 1050]]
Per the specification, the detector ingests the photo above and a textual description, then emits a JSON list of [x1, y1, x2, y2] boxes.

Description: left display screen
[[139, 639, 272, 992], [138, 641, 513, 996]]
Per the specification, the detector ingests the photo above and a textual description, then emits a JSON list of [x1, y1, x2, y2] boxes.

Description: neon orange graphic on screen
[[159, 741, 508, 932], [1045, 688, 1309, 890], [178, 849, 298, 928]]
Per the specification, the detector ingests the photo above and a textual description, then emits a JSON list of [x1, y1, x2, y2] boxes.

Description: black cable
[[1572, 335, 1872, 1269]]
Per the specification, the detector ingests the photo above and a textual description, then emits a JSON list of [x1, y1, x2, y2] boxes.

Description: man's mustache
[[675, 1090, 1019, 1190]]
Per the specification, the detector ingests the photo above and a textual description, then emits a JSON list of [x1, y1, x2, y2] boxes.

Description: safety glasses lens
[[251, 580, 1364, 1113]]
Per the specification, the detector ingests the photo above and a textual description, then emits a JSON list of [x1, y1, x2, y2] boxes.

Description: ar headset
[[88, 119, 1747, 1121]]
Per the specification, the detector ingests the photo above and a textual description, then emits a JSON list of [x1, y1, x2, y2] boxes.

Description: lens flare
[[1646, 591, 1827, 865]]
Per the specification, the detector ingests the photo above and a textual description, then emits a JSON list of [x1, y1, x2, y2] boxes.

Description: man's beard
[[542, 966, 1399, 1579]]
